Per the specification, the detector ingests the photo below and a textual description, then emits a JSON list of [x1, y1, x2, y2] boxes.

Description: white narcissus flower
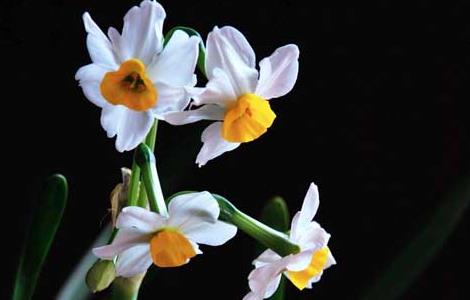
[[243, 183, 335, 300], [93, 192, 237, 277], [165, 26, 299, 166], [75, 0, 199, 152]]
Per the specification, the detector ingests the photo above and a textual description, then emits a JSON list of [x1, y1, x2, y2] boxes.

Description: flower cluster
[[76, 1, 335, 299]]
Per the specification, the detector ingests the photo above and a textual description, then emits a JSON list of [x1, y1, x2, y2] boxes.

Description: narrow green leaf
[[56, 224, 112, 300], [13, 174, 68, 300], [259, 196, 290, 300], [361, 177, 470, 300], [261, 196, 290, 232]]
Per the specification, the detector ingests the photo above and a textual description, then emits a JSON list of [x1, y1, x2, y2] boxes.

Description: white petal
[[193, 68, 238, 107], [75, 64, 110, 108], [242, 292, 261, 300], [107, 27, 126, 63], [286, 249, 315, 272], [290, 183, 320, 239], [168, 191, 219, 228], [82, 13, 119, 69], [255, 44, 299, 99], [206, 26, 258, 96], [253, 249, 281, 268], [100, 106, 154, 152], [115, 244, 153, 277], [247, 256, 291, 299], [150, 82, 192, 119], [190, 240, 203, 255], [93, 229, 148, 259], [117, 206, 167, 233], [163, 105, 225, 125], [148, 30, 199, 87], [294, 222, 330, 250], [120, 0, 166, 64], [196, 122, 240, 167], [183, 220, 237, 246]]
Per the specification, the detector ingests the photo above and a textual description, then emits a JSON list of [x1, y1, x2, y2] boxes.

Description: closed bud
[[86, 259, 116, 293]]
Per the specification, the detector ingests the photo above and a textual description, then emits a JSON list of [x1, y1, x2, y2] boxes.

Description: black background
[[1, 0, 469, 299]]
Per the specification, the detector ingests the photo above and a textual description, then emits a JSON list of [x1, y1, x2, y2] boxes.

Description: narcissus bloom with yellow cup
[[166, 26, 299, 166], [243, 183, 335, 300]]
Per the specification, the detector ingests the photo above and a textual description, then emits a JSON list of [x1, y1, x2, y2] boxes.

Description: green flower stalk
[[135, 143, 168, 216], [212, 195, 300, 257]]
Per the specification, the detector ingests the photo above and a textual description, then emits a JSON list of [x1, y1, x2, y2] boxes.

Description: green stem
[[127, 161, 141, 207], [135, 144, 168, 216], [166, 192, 300, 257], [128, 120, 158, 208], [137, 120, 158, 208], [213, 195, 299, 257], [145, 120, 158, 151], [111, 274, 145, 300]]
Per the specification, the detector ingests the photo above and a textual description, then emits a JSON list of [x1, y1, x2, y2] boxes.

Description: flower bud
[[86, 259, 116, 293]]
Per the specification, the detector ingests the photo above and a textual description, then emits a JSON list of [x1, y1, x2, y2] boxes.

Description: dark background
[[1, 0, 469, 299]]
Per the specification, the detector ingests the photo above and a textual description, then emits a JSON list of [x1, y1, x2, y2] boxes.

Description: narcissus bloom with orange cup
[[93, 192, 237, 277], [75, 0, 199, 152]]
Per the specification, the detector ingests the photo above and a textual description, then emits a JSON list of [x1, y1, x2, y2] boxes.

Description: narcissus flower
[[93, 192, 237, 277], [166, 26, 299, 166], [243, 183, 335, 300], [76, 0, 199, 152]]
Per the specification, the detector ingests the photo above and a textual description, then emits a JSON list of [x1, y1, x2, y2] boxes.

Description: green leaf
[[261, 196, 290, 232], [56, 224, 113, 300], [164, 26, 206, 77], [360, 177, 470, 300], [258, 197, 290, 300], [13, 174, 68, 300]]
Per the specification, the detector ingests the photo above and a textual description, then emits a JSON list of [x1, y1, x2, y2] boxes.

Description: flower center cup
[[287, 247, 330, 290], [149, 229, 196, 268], [100, 59, 157, 111], [222, 93, 276, 143]]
